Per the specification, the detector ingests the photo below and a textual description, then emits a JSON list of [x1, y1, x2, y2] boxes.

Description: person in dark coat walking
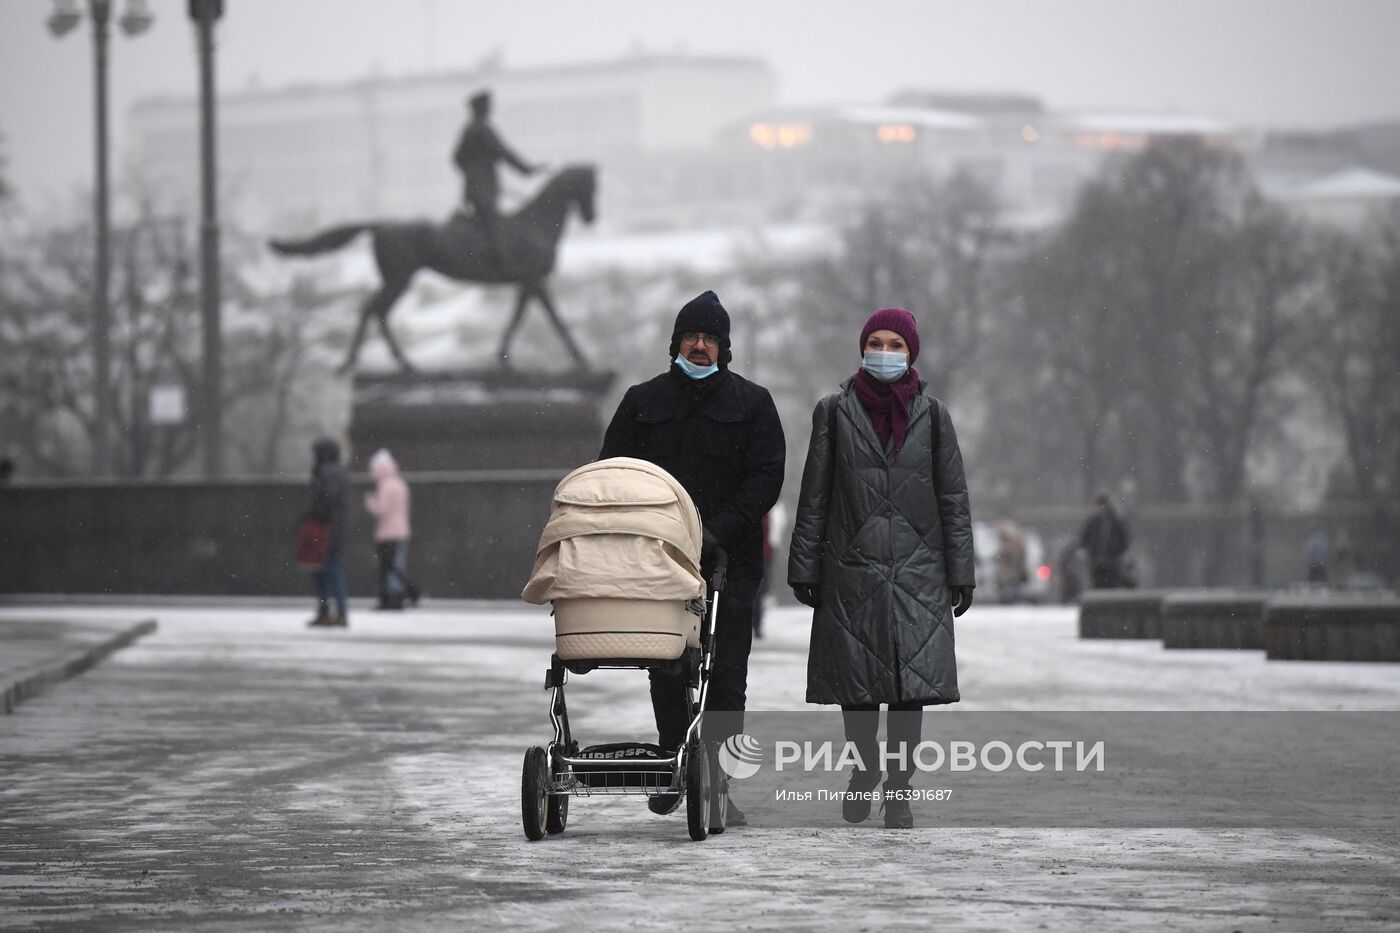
[[788, 307, 975, 829], [307, 438, 351, 627], [599, 289, 786, 826], [451, 89, 540, 275], [1080, 493, 1130, 589]]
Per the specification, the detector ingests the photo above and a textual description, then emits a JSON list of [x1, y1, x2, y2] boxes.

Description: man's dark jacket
[[308, 440, 350, 556], [599, 366, 785, 581], [1080, 510, 1129, 569]]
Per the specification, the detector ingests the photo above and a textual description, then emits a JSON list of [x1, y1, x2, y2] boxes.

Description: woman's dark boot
[[843, 770, 881, 823], [307, 602, 330, 627], [839, 706, 881, 823], [881, 705, 921, 828]]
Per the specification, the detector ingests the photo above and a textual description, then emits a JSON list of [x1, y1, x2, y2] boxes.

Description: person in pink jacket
[[365, 448, 421, 609]]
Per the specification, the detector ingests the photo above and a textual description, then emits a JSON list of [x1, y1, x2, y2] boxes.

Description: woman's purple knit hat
[[859, 307, 920, 363]]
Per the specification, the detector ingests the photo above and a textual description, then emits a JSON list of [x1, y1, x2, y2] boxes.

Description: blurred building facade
[[704, 92, 1243, 228], [128, 49, 1400, 235], [128, 53, 777, 229], [1252, 122, 1400, 229]]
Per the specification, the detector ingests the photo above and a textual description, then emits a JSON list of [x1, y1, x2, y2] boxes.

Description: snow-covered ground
[[2, 603, 1397, 931]]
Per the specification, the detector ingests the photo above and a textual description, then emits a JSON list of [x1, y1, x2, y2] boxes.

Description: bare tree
[[1002, 140, 1308, 506], [0, 192, 340, 478], [973, 140, 1323, 582], [1186, 197, 1314, 581], [1307, 208, 1400, 576], [0, 127, 11, 204], [982, 181, 1141, 505], [794, 170, 1005, 405]]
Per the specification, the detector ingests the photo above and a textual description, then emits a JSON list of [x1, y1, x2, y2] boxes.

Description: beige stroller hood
[[522, 457, 705, 604]]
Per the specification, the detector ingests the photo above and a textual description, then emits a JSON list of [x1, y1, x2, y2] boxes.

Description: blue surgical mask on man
[[862, 350, 909, 383], [674, 354, 719, 380]]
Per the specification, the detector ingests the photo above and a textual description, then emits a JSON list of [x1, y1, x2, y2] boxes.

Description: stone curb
[[1, 618, 158, 714]]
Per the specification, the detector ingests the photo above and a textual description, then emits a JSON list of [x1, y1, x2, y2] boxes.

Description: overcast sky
[[2, 0, 1398, 204]]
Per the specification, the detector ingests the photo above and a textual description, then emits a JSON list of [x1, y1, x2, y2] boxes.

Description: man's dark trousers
[[650, 574, 756, 752], [1090, 564, 1123, 589]]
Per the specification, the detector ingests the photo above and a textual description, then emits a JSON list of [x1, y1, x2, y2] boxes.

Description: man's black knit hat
[[669, 290, 732, 365]]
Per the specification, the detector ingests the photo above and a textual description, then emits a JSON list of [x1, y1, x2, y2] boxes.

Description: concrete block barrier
[[1264, 599, 1400, 662], [1077, 590, 1165, 639], [1161, 593, 1268, 650]]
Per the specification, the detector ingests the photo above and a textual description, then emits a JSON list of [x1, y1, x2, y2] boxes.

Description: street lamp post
[[190, 0, 223, 478], [47, 0, 153, 476]]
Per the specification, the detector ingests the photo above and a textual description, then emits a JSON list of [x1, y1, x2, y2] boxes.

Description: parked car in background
[[973, 521, 1054, 604]]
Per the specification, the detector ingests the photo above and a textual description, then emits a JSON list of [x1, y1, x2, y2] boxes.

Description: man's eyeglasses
[[680, 332, 721, 348]]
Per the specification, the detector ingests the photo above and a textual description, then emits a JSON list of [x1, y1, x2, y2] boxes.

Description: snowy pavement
[[1, 603, 1398, 931]]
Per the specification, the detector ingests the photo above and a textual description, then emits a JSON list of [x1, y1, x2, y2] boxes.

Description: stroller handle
[[708, 547, 728, 594]]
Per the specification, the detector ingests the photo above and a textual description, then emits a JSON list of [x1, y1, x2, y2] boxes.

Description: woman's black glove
[[952, 585, 974, 617], [792, 584, 821, 609]]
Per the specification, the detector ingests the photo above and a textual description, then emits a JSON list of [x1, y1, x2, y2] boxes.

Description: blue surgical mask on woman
[[862, 350, 909, 383], [674, 354, 719, 380]]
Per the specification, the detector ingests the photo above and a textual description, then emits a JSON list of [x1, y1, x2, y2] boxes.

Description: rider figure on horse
[[452, 89, 541, 278]]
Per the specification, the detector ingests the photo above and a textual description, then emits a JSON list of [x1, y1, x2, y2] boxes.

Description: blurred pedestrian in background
[[1080, 492, 1130, 589], [1305, 528, 1330, 584], [994, 521, 1028, 603], [306, 438, 350, 628], [0, 457, 13, 486], [1056, 536, 1087, 603], [788, 307, 975, 830], [1332, 529, 1357, 588], [365, 448, 421, 610]]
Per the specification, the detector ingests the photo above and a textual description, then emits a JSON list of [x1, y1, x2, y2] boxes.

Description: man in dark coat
[[599, 290, 785, 824], [1080, 493, 1130, 588], [307, 438, 351, 627], [451, 89, 540, 275]]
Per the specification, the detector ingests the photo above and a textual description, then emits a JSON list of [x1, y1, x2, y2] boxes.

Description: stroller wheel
[[708, 748, 729, 835], [546, 751, 569, 834], [685, 739, 711, 841], [547, 792, 569, 834], [522, 746, 549, 841]]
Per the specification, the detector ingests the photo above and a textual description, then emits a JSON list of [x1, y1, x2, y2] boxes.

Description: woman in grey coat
[[788, 307, 975, 828]]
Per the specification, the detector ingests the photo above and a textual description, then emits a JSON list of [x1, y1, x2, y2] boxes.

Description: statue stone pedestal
[[348, 369, 615, 472]]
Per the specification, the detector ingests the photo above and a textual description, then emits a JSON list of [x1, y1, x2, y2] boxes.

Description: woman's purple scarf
[[853, 367, 922, 456]]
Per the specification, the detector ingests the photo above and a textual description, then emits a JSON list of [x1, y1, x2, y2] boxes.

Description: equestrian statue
[[269, 90, 595, 375]]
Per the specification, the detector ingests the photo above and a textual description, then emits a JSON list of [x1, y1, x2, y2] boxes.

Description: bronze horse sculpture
[[269, 164, 596, 374]]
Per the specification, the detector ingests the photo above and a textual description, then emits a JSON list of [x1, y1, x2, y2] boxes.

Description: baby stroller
[[520, 457, 730, 841]]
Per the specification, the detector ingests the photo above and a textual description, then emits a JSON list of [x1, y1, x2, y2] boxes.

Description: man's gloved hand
[[951, 585, 974, 617], [701, 526, 719, 558], [792, 584, 821, 609]]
